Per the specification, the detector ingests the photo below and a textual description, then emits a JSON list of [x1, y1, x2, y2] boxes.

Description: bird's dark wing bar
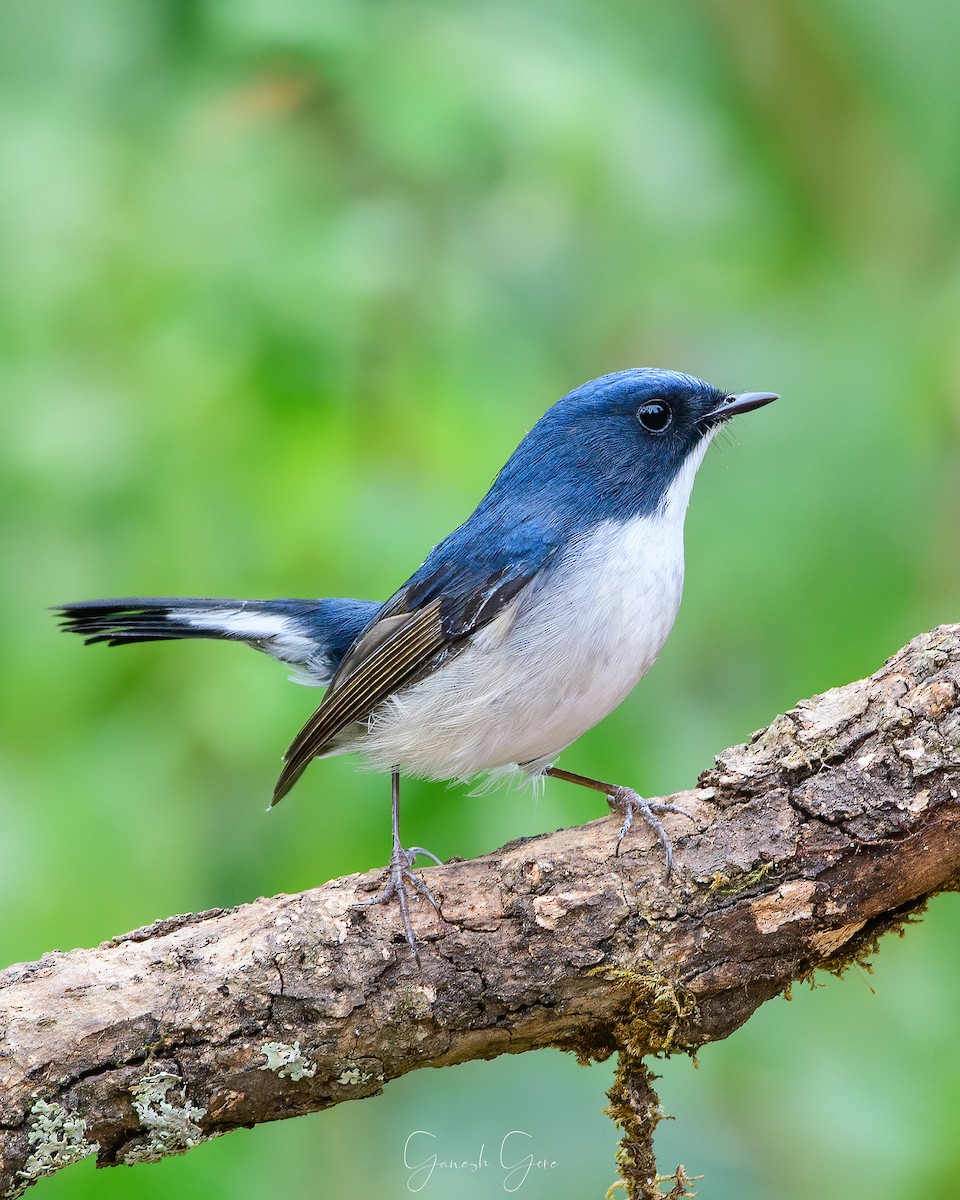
[[425, 562, 538, 639], [272, 598, 445, 803], [271, 559, 547, 804]]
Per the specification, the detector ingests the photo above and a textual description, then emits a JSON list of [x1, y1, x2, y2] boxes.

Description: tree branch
[[3, 625, 960, 1197]]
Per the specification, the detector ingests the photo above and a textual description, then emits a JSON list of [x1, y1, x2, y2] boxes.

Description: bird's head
[[491, 369, 778, 526], [555, 368, 776, 506]]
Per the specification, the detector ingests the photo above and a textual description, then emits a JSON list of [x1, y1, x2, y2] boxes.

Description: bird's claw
[[352, 843, 442, 961], [607, 787, 695, 877]]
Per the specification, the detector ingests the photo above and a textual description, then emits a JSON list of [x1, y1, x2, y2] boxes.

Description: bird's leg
[[544, 766, 695, 878], [352, 769, 443, 961]]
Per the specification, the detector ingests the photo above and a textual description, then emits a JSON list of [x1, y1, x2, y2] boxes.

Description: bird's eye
[[637, 400, 672, 433]]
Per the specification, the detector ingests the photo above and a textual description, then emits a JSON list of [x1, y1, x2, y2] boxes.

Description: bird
[[56, 368, 777, 957]]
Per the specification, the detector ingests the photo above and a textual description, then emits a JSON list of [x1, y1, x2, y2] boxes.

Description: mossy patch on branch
[[600, 966, 698, 1058]]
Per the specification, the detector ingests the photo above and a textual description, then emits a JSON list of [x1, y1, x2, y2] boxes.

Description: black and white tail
[[55, 596, 380, 687]]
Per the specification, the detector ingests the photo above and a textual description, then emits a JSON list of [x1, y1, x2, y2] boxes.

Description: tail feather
[[55, 596, 380, 686]]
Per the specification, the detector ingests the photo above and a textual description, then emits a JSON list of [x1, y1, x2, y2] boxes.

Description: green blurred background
[[1, 0, 959, 1196]]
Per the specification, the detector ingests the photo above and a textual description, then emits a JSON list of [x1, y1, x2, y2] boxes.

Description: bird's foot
[[606, 787, 695, 877], [352, 843, 443, 962]]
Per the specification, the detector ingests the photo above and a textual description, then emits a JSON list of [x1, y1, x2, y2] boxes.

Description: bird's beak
[[705, 391, 779, 424]]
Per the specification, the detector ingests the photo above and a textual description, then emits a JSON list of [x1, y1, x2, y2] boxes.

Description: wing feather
[[272, 512, 560, 802], [272, 599, 445, 802]]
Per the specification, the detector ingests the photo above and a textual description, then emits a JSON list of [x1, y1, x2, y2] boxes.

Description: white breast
[[354, 441, 711, 781]]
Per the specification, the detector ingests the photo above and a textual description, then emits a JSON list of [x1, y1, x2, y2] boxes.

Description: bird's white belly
[[353, 508, 687, 781]]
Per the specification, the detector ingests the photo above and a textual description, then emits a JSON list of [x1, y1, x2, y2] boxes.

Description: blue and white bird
[[57, 369, 776, 953]]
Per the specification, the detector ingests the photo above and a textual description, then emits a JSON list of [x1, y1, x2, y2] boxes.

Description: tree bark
[[3, 625, 960, 1197]]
